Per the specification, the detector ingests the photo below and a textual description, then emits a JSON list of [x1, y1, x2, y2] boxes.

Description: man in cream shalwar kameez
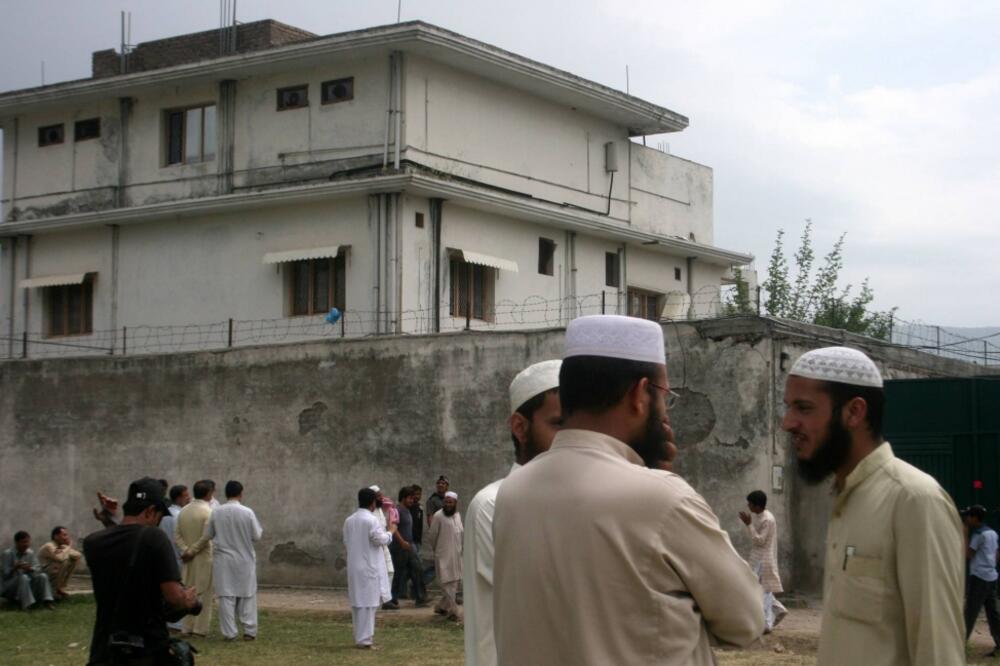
[[494, 316, 763, 666], [740, 490, 786, 633], [176, 481, 214, 636], [344, 488, 396, 648], [463, 360, 562, 666], [784, 346, 964, 665], [207, 481, 263, 640], [428, 491, 463, 620]]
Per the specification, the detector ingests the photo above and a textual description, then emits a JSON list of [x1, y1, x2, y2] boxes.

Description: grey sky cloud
[[1, 0, 997, 325]]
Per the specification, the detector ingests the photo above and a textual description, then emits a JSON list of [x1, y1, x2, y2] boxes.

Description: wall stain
[[298, 402, 328, 435], [269, 541, 325, 567]]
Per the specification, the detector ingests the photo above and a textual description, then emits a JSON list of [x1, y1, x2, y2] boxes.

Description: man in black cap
[[83, 477, 201, 665], [426, 476, 449, 527]]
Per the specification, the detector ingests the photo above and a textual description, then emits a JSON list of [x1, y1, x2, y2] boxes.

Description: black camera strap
[[109, 525, 149, 639]]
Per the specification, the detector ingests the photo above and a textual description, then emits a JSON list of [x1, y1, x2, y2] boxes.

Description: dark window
[[415, 212, 425, 228], [627, 288, 663, 322], [321, 77, 354, 104], [277, 85, 309, 111], [538, 238, 555, 276], [289, 256, 346, 316], [450, 259, 494, 322], [74, 118, 101, 141], [165, 105, 216, 165], [605, 252, 620, 288], [46, 279, 93, 337], [38, 124, 65, 147], [675, 267, 682, 281]]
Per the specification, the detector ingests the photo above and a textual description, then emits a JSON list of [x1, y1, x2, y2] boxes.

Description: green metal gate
[[884, 377, 1000, 518]]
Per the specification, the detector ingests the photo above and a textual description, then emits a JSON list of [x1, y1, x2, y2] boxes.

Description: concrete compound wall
[[0, 317, 980, 589]]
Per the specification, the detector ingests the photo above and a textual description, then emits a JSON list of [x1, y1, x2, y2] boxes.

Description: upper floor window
[[605, 252, 620, 288], [288, 256, 346, 316], [165, 104, 216, 165], [38, 124, 65, 147], [277, 85, 309, 111], [74, 118, 101, 141], [538, 238, 555, 276], [627, 287, 664, 322], [321, 77, 354, 104], [450, 259, 494, 322], [46, 278, 93, 337]]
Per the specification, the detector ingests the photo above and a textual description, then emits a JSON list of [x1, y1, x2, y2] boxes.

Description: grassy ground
[[0, 595, 464, 665]]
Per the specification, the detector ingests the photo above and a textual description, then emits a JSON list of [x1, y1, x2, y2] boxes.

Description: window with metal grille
[[165, 104, 217, 165], [605, 252, 620, 288], [627, 287, 664, 322], [38, 124, 65, 147], [538, 238, 555, 276], [288, 256, 346, 316], [46, 279, 93, 337], [277, 85, 309, 111], [74, 118, 101, 141], [450, 259, 494, 322], [321, 77, 354, 104]]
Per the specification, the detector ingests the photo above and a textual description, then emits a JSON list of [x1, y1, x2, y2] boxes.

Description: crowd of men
[[5, 313, 998, 665]]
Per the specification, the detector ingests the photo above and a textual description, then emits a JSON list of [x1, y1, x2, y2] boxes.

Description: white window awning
[[448, 248, 519, 273], [19, 272, 91, 289], [262, 245, 344, 265]]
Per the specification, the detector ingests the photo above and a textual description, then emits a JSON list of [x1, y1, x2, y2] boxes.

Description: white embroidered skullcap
[[510, 360, 561, 414], [789, 346, 883, 388], [564, 315, 665, 365], [368, 485, 380, 493], [444, 491, 458, 500]]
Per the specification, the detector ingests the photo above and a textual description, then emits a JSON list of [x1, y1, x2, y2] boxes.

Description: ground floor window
[[288, 256, 346, 316], [46, 279, 93, 337], [627, 287, 664, 322], [450, 259, 494, 322]]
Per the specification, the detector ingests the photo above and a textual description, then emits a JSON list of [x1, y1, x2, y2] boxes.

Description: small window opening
[[605, 252, 621, 288], [74, 118, 101, 142], [321, 77, 354, 104], [277, 85, 309, 111], [415, 212, 425, 228], [538, 238, 555, 276], [674, 267, 682, 281], [38, 124, 65, 147]]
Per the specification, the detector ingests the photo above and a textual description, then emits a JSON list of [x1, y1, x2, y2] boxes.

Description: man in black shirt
[[389, 486, 427, 607], [84, 478, 200, 665]]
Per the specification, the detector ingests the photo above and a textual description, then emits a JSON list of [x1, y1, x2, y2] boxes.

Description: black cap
[[122, 477, 170, 515], [437, 475, 449, 484]]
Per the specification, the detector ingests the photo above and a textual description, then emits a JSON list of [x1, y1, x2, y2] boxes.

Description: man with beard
[[493, 315, 762, 665], [368, 486, 396, 609], [783, 346, 963, 665], [463, 359, 562, 666], [427, 491, 463, 621]]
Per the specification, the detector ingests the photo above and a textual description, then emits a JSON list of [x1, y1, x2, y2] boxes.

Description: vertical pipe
[[228, 318, 234, 347], [383, 54, 394, 169], [341, 312, 346, 338], [10, 117, 19, 218], [21, 235, 30, 348], [601, 290, 606, 315], [110, 225, 120, 352], [686, 256, 695, 319], [6, 237, 16, 358], [394, 193, 403, 334], [123, 326, 127, 355], [21, 330, 27, 359], [393, 52, 403, 170], [117, 98, 132, 208], [430, 199, 442, 333]]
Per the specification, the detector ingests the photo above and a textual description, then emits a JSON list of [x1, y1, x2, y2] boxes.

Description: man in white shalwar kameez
[[428, 491, 463, 620], [369, 485, 395, 609], [206, 480, 263, 641], [739, 489, 787, 632], [463, 360, 562, 666], [344, 487, 398, 649]]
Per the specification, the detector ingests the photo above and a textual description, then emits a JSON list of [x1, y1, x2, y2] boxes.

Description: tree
[[758, 222, 896, 340]]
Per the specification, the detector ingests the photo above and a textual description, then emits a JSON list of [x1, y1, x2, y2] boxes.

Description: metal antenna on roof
[[397, 0, 403, 22], [119, 11, 133, 74], [625, 65, 630, 94], [219, 0, 237, 55], [40, 61, 45, 85]]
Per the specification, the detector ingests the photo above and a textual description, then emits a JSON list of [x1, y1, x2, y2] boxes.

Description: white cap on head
[[444, 491, 458, 501], [368, 485, 380, 493], [789, 346, 883, 388], [564, 315, 665, 364], [510, 360, 561, 414]]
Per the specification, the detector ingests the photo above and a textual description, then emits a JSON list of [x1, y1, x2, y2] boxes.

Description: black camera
[[108, 630, 146, 655]]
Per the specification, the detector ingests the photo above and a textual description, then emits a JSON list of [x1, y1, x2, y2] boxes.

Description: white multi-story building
[[0, 20, 752, 358]]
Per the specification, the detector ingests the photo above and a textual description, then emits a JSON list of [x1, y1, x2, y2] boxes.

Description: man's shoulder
[[883, 454, 952, 501]]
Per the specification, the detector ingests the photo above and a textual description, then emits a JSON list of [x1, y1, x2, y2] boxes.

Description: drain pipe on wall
[[382, 54, 394, 169], [393, 52, 403, 170], [430, 198, 442, 333], [5, 237, 16, 358], [686, 256, 695, 319]]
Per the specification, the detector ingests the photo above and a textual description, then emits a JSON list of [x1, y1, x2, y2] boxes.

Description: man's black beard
[[375, 498, 383, 508], [794, 412, 853, 485], [443, 506, 456, 516], [630, 399, 669, 469]]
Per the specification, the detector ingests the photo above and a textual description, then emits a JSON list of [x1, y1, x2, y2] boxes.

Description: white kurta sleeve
[[251, 512, 263, 541], [369, 519, 392, 547]]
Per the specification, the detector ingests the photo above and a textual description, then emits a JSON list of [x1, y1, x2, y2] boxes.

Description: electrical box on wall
[[604, 141, 618, 173], [772, 465, 784, 492]]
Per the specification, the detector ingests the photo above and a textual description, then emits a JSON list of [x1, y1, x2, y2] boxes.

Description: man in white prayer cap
[[368, 485, 395, 609], [463, 359, 562, 666], [783, 346, 963, 665], [428, 491, 463, 621], [493, 315, 763, 665]]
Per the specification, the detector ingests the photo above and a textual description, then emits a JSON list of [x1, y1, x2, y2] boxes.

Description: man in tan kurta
[[784, 346, 964, 666], [37, 526, 81, 599], [428, 491, 463, 620], [176, 480, 215, 636], [739, 490, 786, 632], [494, 315, 763, 665]]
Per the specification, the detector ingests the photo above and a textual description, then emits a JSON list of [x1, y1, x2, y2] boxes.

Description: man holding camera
[[84, 477, 201, 665]]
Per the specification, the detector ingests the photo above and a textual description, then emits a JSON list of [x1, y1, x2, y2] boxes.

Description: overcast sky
[[2, 1, 997, 326]]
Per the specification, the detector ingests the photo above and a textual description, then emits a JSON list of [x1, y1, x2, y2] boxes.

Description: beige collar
[[550, 429, 644, 466], [833, 442, 894, 512]]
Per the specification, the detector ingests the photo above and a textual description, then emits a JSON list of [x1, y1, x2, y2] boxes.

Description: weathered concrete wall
[[0, 317, 980, 588]]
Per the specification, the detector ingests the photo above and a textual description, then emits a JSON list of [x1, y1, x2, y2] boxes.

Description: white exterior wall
[[403, 55, 631, 221], [630, 144, 714, 244]]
